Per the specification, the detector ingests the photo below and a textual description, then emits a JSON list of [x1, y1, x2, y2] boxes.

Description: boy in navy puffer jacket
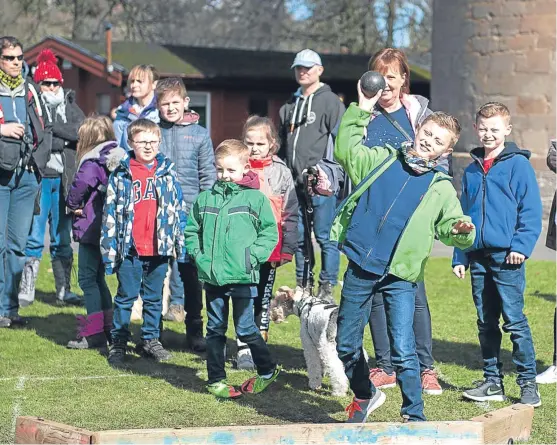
[[156, 77, 216, 352], [452, 102, 542, 408]]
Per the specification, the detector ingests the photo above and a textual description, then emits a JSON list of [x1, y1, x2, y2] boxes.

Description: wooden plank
[[470, 403, 534, 444], [15, 416, 93, 444], [92, 421, 483, 445]]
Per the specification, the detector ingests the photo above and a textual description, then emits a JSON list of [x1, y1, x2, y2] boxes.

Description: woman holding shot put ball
[[362, 48, 446, 396]]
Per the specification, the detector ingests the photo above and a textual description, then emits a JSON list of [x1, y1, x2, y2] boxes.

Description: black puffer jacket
[[42, 89, 85, 198]]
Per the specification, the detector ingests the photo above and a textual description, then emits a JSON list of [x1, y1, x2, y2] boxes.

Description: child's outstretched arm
[[334, 84, 388, 186], [452, 174, 471, 279], [250, 195, 279, 266], [434, 185, 476, 251]]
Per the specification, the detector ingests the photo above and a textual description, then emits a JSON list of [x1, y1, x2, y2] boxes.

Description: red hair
[[368, 48, 411, 96]]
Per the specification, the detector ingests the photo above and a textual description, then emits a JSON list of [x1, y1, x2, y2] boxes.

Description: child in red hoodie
[[234, 116, 298, 370]]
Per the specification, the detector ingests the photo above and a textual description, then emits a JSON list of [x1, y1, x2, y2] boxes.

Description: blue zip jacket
[[100, 151, 187, 274], [113, 96, 159, 149], [452, 142, 542, 267]]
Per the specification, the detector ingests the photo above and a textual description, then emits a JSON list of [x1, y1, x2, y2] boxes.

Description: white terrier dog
[[270, 285, 349, 397]]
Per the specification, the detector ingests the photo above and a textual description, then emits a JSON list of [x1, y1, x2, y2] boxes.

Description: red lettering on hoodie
[[130, 159, 158, 256]]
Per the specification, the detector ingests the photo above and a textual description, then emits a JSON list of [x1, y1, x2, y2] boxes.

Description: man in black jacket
[[18, 48, 85, 308], [278, 49, 345, 302], [0, 37, 52, 328]]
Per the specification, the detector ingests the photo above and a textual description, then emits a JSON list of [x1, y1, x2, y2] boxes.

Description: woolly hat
[[33, 49, 63, 84]]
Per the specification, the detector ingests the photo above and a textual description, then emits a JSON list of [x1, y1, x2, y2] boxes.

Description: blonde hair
[[127, 118, 161, 143], [242, 115, 280, 155], [77, 115, 115, 162], [155, 77, 187, 101], [368, 48, 411, 96], [127, 64, 160, 87], [215, 139, 250, 164], [476, 102, 511, 124], [420, 112, 461, 149]]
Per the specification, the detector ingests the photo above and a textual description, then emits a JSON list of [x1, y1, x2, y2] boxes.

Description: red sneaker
[[421, 369, 443, 395], [369, 368, 396, 389]]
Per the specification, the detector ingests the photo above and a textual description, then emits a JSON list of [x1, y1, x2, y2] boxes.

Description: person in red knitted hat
[[18, 48, 85, 309]]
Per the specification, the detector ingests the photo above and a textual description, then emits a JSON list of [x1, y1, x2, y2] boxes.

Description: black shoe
[[67, 332, 108, 350], [107, 340, 128, 367], [317, 282, 335, 304], [520, 381, 541, 407], [137, 338, 172, 362], [462, 379, 506, 402]]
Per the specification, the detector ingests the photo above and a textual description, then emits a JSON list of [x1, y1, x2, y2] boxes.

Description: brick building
[[25, 36, 431, 147]]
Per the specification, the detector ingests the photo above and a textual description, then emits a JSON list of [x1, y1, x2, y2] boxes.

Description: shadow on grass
[[34, 290, 59, 306], [532, 291, 556, 303]]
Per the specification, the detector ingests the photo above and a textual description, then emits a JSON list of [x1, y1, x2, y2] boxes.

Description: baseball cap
[[291, 49, 322, 69]]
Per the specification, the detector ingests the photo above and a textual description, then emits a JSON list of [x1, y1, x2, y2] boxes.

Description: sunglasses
[[0, 54, 23, 62], [41, 81, 60, 87]]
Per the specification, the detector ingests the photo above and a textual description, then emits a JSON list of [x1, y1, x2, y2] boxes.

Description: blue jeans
[[369, 281, 434, 374], [295, 192, 340, 285], [25, 177, 73, 260], [0, 169, 39, 317], [112, 255, 169, 341], [469, 249, 537, 384], [78, 243, 112, 315], [205, 284, 276, 384], [336, 261, 425, 421], [168, 259, 184, 306]]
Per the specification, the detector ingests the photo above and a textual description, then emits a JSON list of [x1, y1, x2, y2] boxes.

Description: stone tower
[[431, 0, 556, 221]]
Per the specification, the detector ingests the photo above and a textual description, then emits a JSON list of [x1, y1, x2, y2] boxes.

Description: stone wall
[[431, 0, 556, 223]]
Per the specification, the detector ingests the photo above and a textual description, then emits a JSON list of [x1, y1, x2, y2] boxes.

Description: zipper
[[291, 96, 308, 164], [376, 176, 411, 235]]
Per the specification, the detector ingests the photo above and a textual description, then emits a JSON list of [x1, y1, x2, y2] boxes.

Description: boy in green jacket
[[185, 139, 280, 398], [333, 83, 475, 423]]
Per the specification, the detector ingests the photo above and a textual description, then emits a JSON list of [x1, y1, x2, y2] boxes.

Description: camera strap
[[377, 105, 413, 143]]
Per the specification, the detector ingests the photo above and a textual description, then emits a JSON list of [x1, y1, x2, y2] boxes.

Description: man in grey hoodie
[[278, 49, 345, 302]]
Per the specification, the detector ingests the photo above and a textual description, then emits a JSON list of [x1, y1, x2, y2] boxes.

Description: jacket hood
[[116, 95, 157, 118], [236, 170, 260, 189], [249, 157, 273, 169], [470, 142, 531, 164], [292, 82, 332, 100], [78, 141, 126, 171]]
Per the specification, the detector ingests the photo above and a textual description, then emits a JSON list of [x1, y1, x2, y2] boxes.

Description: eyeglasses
[[0, 54, 23, 62], [41, 81, 60, 87], [133, 140, 159, 148]]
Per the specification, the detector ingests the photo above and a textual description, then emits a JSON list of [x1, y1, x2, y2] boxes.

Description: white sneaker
[[536, 365, 557, 384], [236, 349, 255, 370]]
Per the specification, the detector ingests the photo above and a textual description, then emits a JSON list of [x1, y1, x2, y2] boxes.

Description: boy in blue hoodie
[[452, 102, 542, 407]]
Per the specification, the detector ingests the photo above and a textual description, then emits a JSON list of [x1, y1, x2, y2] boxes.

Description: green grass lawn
[[0, 256, 555, 444]]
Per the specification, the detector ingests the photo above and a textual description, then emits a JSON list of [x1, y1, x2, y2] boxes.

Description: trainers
[[56, 292, 83, 306], [317, 282, 335, 303], [536, 365, 557, 384], [207, 380, 243, 399], [421, 369, 443, 395], [137, 338, 172, 362], [163, 304, 185, 323], [0, 315, 27, 328], [236, 348, 256, 371], [369, 368, 396, 389], [462, 380, 506, 402], [0, 316, 11, 328], [345, 390, 386, 423], [241, 366, 281, 394], [107, 340, 127, 367], [67, 332, 108, 350], [520, 381, 541, 407]]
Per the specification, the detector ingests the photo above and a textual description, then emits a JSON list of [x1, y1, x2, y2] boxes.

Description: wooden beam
[[15, 416, 93, 444], [470, 403, 534, 444], [92, 421, 483, 444]]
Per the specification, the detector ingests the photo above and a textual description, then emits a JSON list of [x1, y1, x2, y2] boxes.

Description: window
[[188, 91, 211, 132], [96, 94, 111, 116]]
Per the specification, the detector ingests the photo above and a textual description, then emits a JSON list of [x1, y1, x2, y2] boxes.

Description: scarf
[[0, 69, 24, 90], [401, 142, 440, 174], [42, 88, 67, 123]]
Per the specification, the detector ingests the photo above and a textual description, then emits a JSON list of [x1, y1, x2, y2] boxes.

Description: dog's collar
[[294, 296, 334, 317]]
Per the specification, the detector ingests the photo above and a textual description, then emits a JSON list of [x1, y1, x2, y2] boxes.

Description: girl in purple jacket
[[66, 116, 126, 349]]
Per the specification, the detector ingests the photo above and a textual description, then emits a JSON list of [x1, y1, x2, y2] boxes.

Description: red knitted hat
[[33, 49, 63, 84]]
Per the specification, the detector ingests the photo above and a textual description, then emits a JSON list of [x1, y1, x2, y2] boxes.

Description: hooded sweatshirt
[[278, 83, 345, 186], [452, 142, 542, 267]]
